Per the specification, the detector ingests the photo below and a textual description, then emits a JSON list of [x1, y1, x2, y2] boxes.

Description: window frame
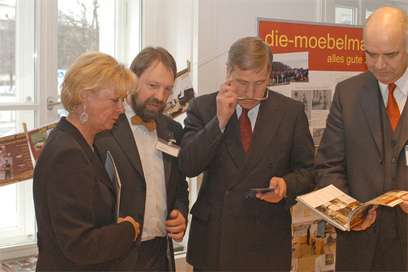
[[0, 0, 141, 260], [323, 0, 408, 25]]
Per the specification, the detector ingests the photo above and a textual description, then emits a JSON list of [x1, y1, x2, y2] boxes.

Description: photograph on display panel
[[163, 70, 195, 119], [24, 122, 57, 161], [270, 52, 309, 86], [0, 133, 33, 186]]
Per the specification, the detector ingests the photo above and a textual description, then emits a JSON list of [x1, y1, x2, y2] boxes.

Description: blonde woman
[[33, 52, 140, 271]]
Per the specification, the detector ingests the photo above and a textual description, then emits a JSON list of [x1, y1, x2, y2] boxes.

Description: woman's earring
[[79, 105, 88, 124]]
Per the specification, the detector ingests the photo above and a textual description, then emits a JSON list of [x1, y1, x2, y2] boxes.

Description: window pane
[[366, 9, 372, 19], [57, 0, 115, 93], [0, 180, 35, 245], [0, 184, 17, 228], [0, 0, 35, 104], [335, 6, 354, 25], [0, 110, 35, 136], [0, 110, 35, 245], [0, 1, 16, 100]]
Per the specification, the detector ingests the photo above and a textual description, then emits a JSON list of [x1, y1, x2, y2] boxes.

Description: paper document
[[297, 184, 408, 231], [105, 151, 122, 219]]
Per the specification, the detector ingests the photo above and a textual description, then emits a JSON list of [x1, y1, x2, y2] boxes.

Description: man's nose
[[375, 55, 386, 69], [154, 88, 167, 102], [245, 83, 256, 97]]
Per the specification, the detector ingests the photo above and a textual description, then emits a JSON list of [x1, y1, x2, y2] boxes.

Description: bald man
[[315, 6, 408, 271]]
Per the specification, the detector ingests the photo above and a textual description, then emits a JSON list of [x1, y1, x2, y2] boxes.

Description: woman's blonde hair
[[61, 52, 136, 112]]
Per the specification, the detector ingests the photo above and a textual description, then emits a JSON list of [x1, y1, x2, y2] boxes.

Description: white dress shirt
[[124, 102, 167, 241], [379, 69, 408, 114], [236, 103, 260, 131]]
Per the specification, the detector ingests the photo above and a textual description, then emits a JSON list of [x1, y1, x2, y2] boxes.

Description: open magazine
[[104, 151, 122, 219], [296, 184, 408, 231]]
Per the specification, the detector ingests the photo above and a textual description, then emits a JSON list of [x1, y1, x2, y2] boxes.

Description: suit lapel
[[244, 92, 284, 173], [395, 99, 408, 156], [93, 152, 115, 193], [224, 114, 246, 169], [61, 118, 116, 193], [226, 92, 284, 189], [359, 76, 384, 159], [112, 114, 144, 177], [156, 116, 173, 188]]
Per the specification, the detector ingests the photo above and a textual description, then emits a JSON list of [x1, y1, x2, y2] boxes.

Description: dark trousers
[[371, 236, 404, 271], [371, 210, 404, 271], [134, 237, 169, 271]]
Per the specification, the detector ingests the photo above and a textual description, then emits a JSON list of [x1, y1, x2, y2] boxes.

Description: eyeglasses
[[237, 90, 269, 102], [231, 76, 269, 102]]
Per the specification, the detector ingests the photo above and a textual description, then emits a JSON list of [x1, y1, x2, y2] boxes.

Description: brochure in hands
[[296, 185, 408, 231], [104, 151, 122, 219]]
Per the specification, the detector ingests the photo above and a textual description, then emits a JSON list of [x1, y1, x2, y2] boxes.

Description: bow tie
[[131, 115, 157, 131]]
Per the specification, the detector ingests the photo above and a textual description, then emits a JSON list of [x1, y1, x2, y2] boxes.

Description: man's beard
[[130, 93, 166, 121]]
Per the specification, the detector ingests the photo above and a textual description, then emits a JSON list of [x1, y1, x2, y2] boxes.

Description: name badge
[[155, 138, 180, 157], [405, 145, 408, 166]]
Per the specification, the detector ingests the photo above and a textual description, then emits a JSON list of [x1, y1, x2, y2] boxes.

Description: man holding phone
[[178, 36, 315, 271]]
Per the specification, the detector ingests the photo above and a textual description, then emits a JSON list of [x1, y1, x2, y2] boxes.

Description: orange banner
[[258, 19, 367, 72]]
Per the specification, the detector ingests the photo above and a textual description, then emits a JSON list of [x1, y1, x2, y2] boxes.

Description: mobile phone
[[250, 187, 275, 193], [245, 187, 276, 198]]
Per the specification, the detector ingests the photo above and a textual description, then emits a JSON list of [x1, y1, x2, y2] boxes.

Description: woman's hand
[[118, 216, 140, 241]]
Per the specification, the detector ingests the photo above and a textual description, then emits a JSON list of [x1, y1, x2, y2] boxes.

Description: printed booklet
[[105, 151, 122, 219], [296, 184, 408, 231]]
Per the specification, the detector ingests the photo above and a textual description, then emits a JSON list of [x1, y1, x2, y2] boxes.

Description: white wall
[[142, 0, 193, 72], [193, 0, 408, 95], [196, 0, 322, 95], [142, 0, 322, 95]]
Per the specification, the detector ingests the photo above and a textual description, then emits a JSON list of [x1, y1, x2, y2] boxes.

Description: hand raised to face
[[216, 79, 238, 130]]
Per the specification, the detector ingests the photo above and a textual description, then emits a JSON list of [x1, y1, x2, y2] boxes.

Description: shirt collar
[[124, 101, 135, 121], [236, 103, 260, 118], [378, 68, 408, 97]]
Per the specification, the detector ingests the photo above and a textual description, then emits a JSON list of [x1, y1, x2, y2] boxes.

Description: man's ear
[[225, 65, 232, 80], [128, 84, 140, 97], [128, 74, 140, 96]]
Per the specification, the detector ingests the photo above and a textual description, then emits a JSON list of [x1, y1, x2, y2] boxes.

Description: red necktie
[[239, 108, 252, 153], [386, 83, 400, 131]]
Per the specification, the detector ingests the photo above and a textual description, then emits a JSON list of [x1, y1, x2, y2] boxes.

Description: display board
[[258, 18, 367, 271], [259, 19, 366, 146]]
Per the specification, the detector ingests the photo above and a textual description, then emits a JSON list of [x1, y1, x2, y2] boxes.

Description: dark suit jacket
[[94, 113, 189, 270], [315, 71, 408, 270], [179, 90, 315, 271], [33, 117, 135, 271]]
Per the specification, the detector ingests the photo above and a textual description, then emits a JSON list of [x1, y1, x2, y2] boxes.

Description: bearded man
[[95, 47, 189, 271]]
